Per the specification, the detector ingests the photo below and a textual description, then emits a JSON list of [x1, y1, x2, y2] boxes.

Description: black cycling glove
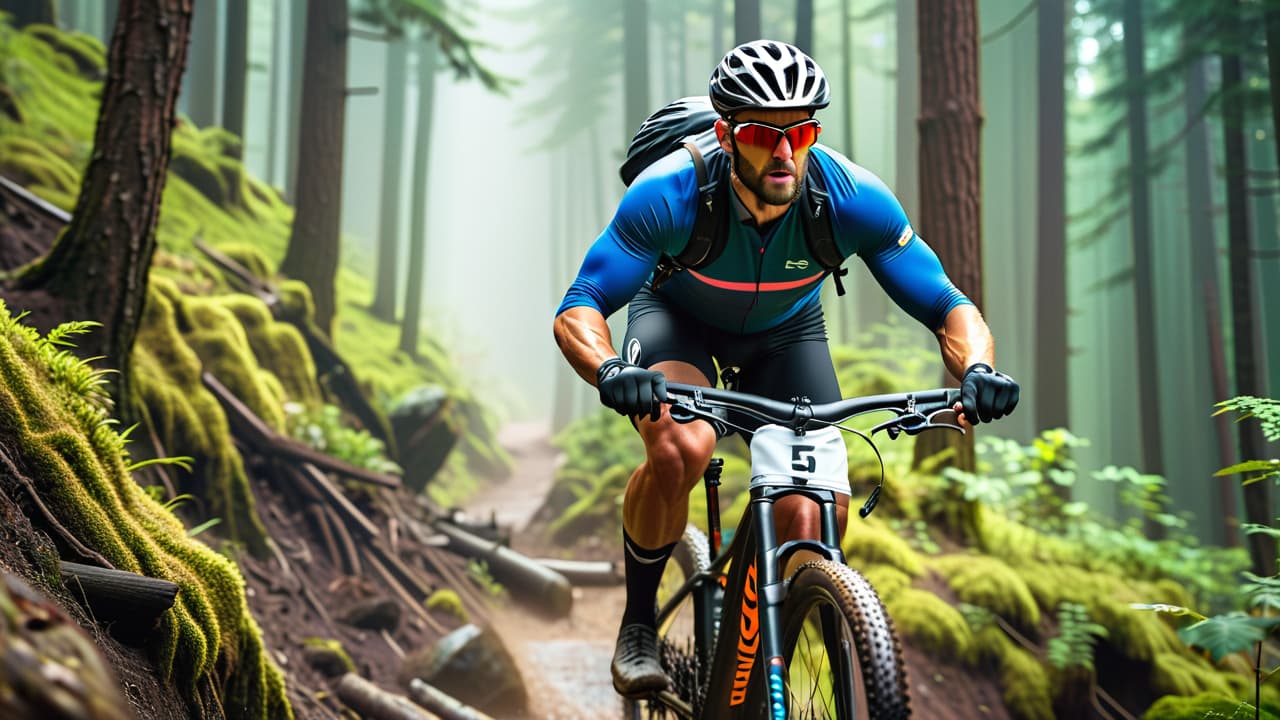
[[596, 358, 668, 422], [960, 363, 1020, 425]]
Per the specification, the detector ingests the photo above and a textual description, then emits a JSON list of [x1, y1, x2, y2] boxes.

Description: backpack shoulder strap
[[651, 136, 729, 289], [799, 162, 848, 296]]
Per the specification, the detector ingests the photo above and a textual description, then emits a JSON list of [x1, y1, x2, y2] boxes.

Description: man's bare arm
[[934, 303, 995, 381], [553, 306, 618, 386]]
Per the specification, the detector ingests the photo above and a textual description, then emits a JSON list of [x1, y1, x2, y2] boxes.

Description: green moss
[[25, 24, 104, 79], [1149, 652, 1234, 698], [133, 281, 270, 553], [931, 553, 1041, 636], [217, 243, 275, 280], [0, 134, 81, 193], [214, 294, 322, 408], [842, 516, 925, 577], [178, 295, 287, 432], [885, 587, 972, 664], [301, 637, 356, 675], [426, 589, 469, 623], [971, 626, 1054, 720], [1142, 692, 1280, 720], [861, 564, 913, 604], [0, 302, 289, 718]]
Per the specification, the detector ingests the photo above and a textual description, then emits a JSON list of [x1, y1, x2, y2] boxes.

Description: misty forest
[[0, 0, 1278, 718]]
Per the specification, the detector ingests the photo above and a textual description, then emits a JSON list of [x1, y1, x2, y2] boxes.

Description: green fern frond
[[126, 456, 195, 474]]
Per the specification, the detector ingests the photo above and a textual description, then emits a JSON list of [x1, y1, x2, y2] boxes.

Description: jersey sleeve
[[818, 149, 972, 331], [555, 157, 695, 319]]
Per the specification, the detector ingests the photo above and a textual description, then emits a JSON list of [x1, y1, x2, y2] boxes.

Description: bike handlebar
[[664, 381, 962, 438]]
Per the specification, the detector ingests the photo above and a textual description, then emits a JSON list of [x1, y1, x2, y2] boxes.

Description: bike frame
[[650, 467, 853, 719], [646, 381, 960, 720]]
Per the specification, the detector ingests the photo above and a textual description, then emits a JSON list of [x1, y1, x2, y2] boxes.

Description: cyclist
[[552, 39, 1019, 698]]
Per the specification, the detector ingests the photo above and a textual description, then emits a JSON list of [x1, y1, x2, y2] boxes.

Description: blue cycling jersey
[[555, 144, 970, 335]]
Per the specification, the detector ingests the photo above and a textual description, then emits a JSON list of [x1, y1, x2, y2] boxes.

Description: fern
[[1046, 601, 1108, 671]]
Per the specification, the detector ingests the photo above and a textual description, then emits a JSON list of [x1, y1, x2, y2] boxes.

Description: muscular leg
[[622, 360, 719, 549]]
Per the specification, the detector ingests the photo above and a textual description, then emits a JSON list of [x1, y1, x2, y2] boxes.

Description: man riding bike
[[552, 39, 1019, 698]]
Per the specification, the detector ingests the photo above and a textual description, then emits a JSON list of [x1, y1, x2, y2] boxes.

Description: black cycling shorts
[[622, 286, 841, 407]]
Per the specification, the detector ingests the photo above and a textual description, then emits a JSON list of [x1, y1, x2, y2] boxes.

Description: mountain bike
[[625, 379, 963, 720]]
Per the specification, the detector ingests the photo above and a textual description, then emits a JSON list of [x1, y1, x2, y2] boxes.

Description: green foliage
[[884, 588, 973, 664], [1142, 692, 1280, 720], [1176, 613, 1280, 664], [284, 402, 401, 475], [425, 589, 468, 622], [466, 559, 507, 599], [1046, 602, 1108, 671], [1215, 397, 1280, 443]]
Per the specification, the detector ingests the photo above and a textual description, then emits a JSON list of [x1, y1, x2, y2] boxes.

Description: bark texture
[[279, 0, 349, 336], [11, 0, 193, 427], [911, 0, 982, 472]]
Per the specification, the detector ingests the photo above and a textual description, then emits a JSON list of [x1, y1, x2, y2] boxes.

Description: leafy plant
[[284, 402, 402, 475], [466, 559, 507, 599], [1046, 601, 1108, 671], [1213, 397, 1280, 485]]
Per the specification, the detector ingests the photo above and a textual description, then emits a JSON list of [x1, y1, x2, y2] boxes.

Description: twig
[[0, 445, 116, 570], [323, 504, 362, 576], [306, 504, 344, 571], [336, 673, 439, 720], [381, 629, 406, 660], [362, 548, 446, 635]]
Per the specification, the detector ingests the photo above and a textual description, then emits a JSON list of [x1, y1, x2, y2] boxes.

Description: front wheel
[[776, 560, 910, 720]]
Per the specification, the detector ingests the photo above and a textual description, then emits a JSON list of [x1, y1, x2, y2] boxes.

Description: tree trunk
[[279, 0, 348, 337], [878, 0, 916, 330], [1221, 2, 1275, 576], [1122, 0, 1167, 539], [1034, 0, 1068, 438], [624, 0, 650, 144], [371, 38, 409, 323], [182, 0, 219, 129], [735, 0, 761, 45], [267, 0, 287, 185], [399, 41, 438, 357], [221, 0, 249, 153], [0, 0, 56, 27], [1184, 44, 1237, 547], [796, 0, 814, 54], [910, 0, 981, 473], [8, 0, 192, 427], [283, 0, 307, 202]]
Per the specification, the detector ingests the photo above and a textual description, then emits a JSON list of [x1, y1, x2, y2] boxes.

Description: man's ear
[[715, 119, 733, 154]]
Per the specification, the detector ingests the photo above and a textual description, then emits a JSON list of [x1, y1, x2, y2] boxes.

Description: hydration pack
[[619, 96, 847, 294]]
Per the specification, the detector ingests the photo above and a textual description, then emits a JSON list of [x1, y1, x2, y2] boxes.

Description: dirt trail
[[466, 421, 627, 720]]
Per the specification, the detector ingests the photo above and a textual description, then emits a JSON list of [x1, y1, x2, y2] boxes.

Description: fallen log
[[336, 673, 440, 720], [530, 557, 624, 586], [435, 520, 572, 618], [59, 561, 179, 644], [408, 678, 496, 720], [203, 371, 401, 489]]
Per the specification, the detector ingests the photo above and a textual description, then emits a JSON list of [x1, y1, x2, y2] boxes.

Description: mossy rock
[[217, 243, 275, 281], [133, 281, 270, 553], [25, 24, 104, 79], [1149, 651, 1234, 698], [214, 293, 322, 408], [842, 516, 925, 577], [931, 553, 1040, 637], [0, 302, 289, 718], [972, 626, 1054, 720], [885, 587, 972, 664], [861, 564, 913, 604], [0, 134, 81, 194], [1142, 692, 1280, 720], [301, 637, 355, 678], [426, 589, 469, 623]]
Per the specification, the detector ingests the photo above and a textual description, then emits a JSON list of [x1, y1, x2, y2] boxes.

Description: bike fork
[[752, 500, 790, 720]]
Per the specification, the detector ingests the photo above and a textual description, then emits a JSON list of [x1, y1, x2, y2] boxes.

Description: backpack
[[619, 96, 848, 295]]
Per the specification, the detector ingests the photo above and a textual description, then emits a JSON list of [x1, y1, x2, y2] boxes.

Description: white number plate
[[749, 425, 850, 495]]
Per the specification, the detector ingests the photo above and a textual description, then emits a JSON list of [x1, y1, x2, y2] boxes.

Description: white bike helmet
[[708, 40, 831, 118]]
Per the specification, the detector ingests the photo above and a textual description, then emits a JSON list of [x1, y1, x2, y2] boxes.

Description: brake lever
[[870, 409, 966, 438]]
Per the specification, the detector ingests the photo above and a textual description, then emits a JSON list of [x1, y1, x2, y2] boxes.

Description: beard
[[733, 153, 804, 207]]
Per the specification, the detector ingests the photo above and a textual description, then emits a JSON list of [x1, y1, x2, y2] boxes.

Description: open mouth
[[767, 171, 793, 181]]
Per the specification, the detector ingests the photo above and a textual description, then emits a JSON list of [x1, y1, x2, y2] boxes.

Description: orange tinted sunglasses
[[730, 119, 822, 153]]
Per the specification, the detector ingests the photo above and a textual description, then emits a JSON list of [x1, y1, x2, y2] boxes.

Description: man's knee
[[643, 420, 716, 482]]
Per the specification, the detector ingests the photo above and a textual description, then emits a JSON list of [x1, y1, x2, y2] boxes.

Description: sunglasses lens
[[733, 121, 821, 153], [786, 121, 820, 150], [734, 123, 783, 150]]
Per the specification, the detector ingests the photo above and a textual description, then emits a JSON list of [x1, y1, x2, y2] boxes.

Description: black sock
[[621, 529, 676, 628]]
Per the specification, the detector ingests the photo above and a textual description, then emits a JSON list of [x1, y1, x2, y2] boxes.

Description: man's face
[[716, 108, 819, 207]]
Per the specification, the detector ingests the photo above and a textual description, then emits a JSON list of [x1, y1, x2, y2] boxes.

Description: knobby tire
[[773, 559, 910, 720]]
